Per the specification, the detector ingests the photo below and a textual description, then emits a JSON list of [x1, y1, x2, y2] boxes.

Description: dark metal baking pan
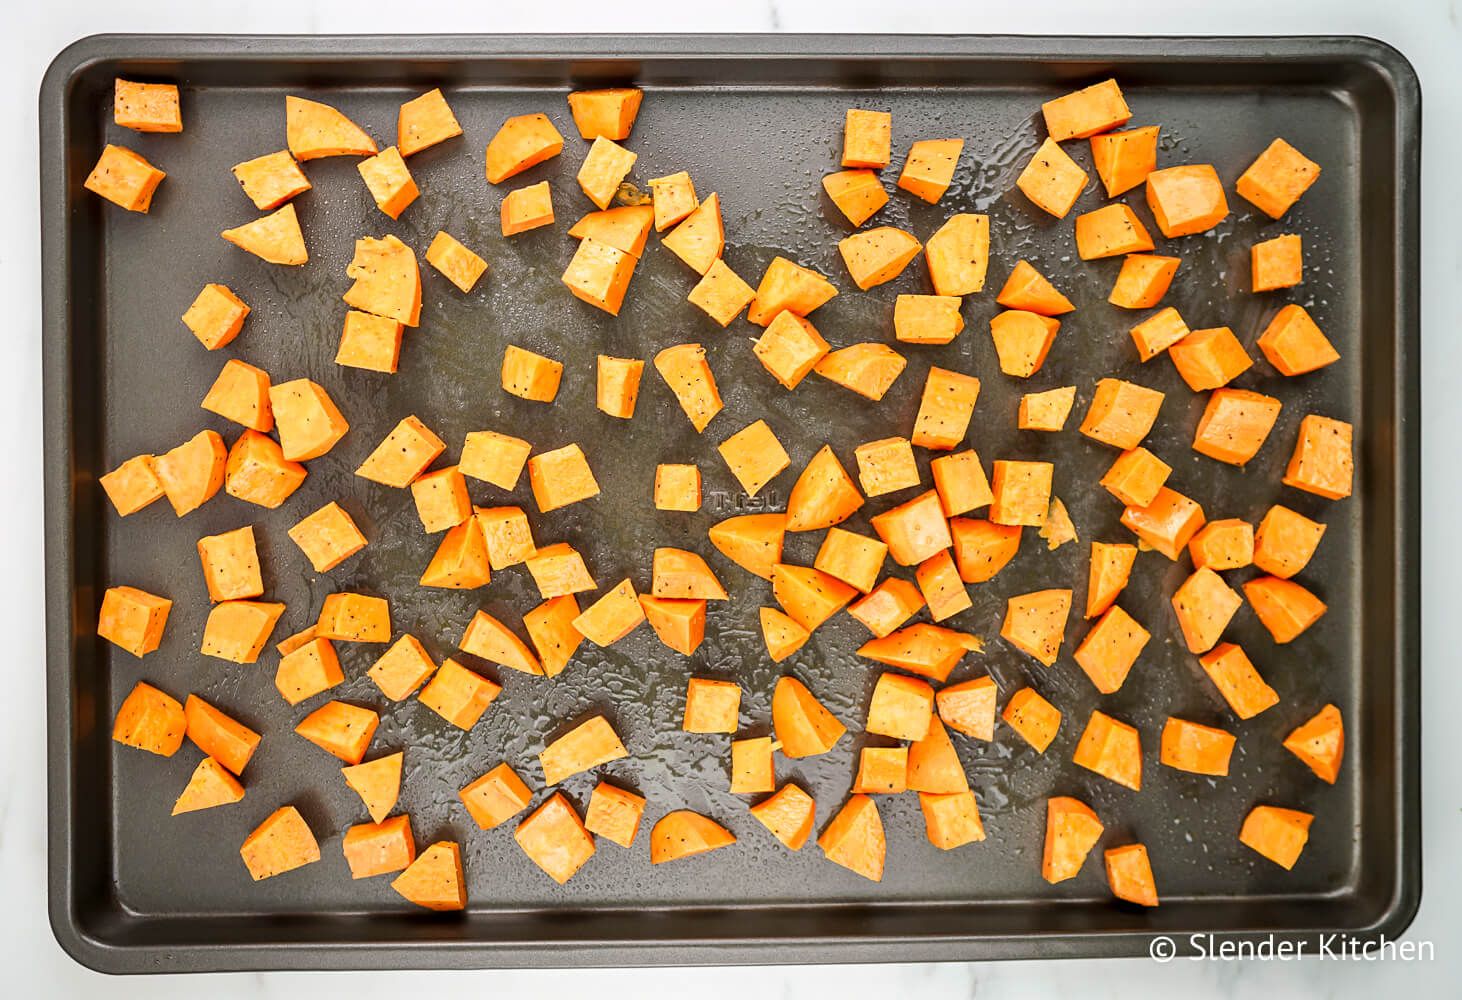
[[40, 34, 1420, 972]]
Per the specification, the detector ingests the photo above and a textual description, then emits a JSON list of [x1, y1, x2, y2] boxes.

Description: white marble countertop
[[6, 1, 1457, 996]]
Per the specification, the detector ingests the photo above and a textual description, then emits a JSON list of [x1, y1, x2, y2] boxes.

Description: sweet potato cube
[[397, 87, 461, 155], [818, 795, 885, 881], [573, 579, 647, 645], [113, 681, 185, 756], [367, 634, 437, 701], [392, 842, 465, 910], [455, 432, 528, 493], [916, 549, 971, 621], [1129, 306, 1190, 363], [595, 354, 644, 419], [894, 294, 964, 345], [1109, 254, 1180, 309], [842, 108, 892, 169], [295, 700, 378, 764], [183, 695, 259, 776], [754, 311, 830, 390], [197, 525, 263, 602], [225, 430, 306, 509], [649, 170, 699, 231], [823, 169, 888, 226], [1145, 164, 1228, 237], [925, 452, 991, 520], [1189, 518, 1255, 571], [654, 463, 702, 511], [687, 259, 756, 327], [717, 419, 789, 498], [1193, 388, 1282, 465], [897, 138, 963, 204], [951, 517, 1021, 583], [240, 806, 320, 881], [173, 757, 245, 815], [569, 204, 655, 256], [989, 459, 1053, 527], [730, 735, 778, 793], [684, 677, 741, 733], [356, 416, 444, 488], [1252, 234, 1303, 292], [1105, 844, 1159, 907], [524, 543, 595, 599], [485, 113, 563, 184], [1254, 505, 1326, 578], [501, 344, 562, 403], [460, 762, 533, 830], [814, 528, 888, 594], [1042, 79, 1130, 140], [539, 716, 628, 785], [84, 144, 164, 212], [660, 200, 725, 275], [524, 595, 583, 677], [870, 490, 952, 565], [1160, 717, 1236, 776], [911, 366, 980, 450], [1244, 576, 1327, 643], [317, 592, 391, 642], [202, 360, 272, 432], [343, 815, 416, 879], [1284, 704, 1344, 784], [1001, 589, 1071, 666], [1073, 710, 1142, 790], [476, 506, 536, 571], [866, 672, 935, 741], [990, 310, 1060, 378], [201, 600, 285, 663], [771, 564, 857, 632], [748, 784, 815, 851], [1074, 203, 1154, 259], [847, 579, 923, 638], [786, 446, 863, 531], [269, 379, 348, 462], [852, 747, 908, 795], [335, 310, 402, 373], [501, 180, 555, 236], [1236, 138, 1321, 218], [567, 88, 642, 140], [460, 609, 541, 674], [1080, 378, 1164, 449], [98, 585, 171, 657], [1199, 642, 1280, 719], [996, 260, 1074, 316], [114, 78, 181, 132], [342, 234, 420, 326], [221, 204, 308, 265], [1169, 327, 1253, 391], [838, 226, 921, 290], [851, 437, 916, 499], [654, 343, 723, 432], [528, 444, 600, 513], [1258, 304, 1339, 375], [908, 715, 967, 794], [772, 676, 846, 757], [1283, 415, 1353, 500], [1086, 541, 1137, 619], [275, 637, 344, 705], [585, 782, 646, 848], [357, 146, 418, 219], [640, 596, 706, 655], [577, 136, 637, 210], [563, 236, 636, 315], [1016, 138, 1089, 218], [924, 213, 990, 296], [1090, 125, 1159, 197], [100, 454, 164, 516], [155, 429, 227, 515], [231, 150, 310, 211], [1018, 386, 1077, 432], [1239, 805, 1313, 869], [652, 548, 727, 600], [748, 256, 838, 326], [425, 230, 487, 292], [1100, 447, 1170, 508], [288, 501, 366, 572], [919, 789, 985, 850], [936, 676, 997, 741], [651, 810, 737, 864], [410, 465, 470, 533], [1172, 567, 1242, 654], [1074, 606, 1150, 694]]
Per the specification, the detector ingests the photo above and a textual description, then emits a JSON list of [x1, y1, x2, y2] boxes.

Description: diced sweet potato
[[870, 489, 952, 565], [485, 113, 564, 184], [539, 715, 628, 785], [98, 585, 171, 657], [857, 624, 973, 683], [1239, 805, 1313, 869], [528, 444, 600, 513], [731, 736, 778, 794], [155, 429, 227, 516], [269, 378, 348, 462], [908, 716, 967, 794], [817, 795, 885, 881], [342, 752, 402, 824], [459, 609, 542, 674], [750, 784, 816, 850], [760, 606, 810, 662], [221, 204, 308, 265], [231, 150, 310, 211], [523, 595, 583, 677], [366, 634, 438, 701], [1120, 485, 1206, 560], [420, 517, 491, 589], [654, 343, 723, 432], [397, 88, 462, 156], [910, 366, 981, 451], [688, 259, 756, 326], [286, 95, 375, 159], [852, 747, 908, 795], [1172, 567, 1242, 654], [652, 548, 727, 600], [1001, 589, 1071, 666], [225, 430, 306, 510], [842, 108, 891, 169], [852, 437, 918, 499], [1129, 306, 1191, 363], [240, 806, 320, 881], [1169, 326, 1253, 391], [356, 416, 444, 488], [100, 454, 164, 516], [1039, 497, 1079, 551], [683, 677, 741, 733], [195, 525, 262, 603], [577, 136, 637, 210], [288, 501, 366, 572], [897, 138, 963, 204], [989, 459, 1053, 527], [786, 446, 863, 531], [392, 842, 465, 910], [847, 578, 924, 638], [650, 810, 736, 864], [894, 294, 964, 345], [1283, 704, 1344, 784], [930, 450, 992, 517], [501, 180, 555, 236], [1042, 79, 1129, 140], [1199, 642, 1280, 719], [950, 517, 1021, 583], [937, 676, 997, 741], [201, 359, 271, 432], [1073, 710, 1142, 790], [1109, 254, 1180, 309], [567, 88, 642, 140], [201, 600, 285, 663], [1252, 234, 1303, 292], [1244, 576, 1327, 643], [1090, 125, 1158, 198], [1085, 541, 1137, 619], [410, 466, 471, 533], [838, 226, 921, 290], [1189, 518, 1255, 571], [357, 146, 419, 219], [335, 309, 402, 373], [460, 430, 531, 490], [596, 354, 644, 419], [709, 513, 785, 580], [1080, 378, 1164, 449], [920, 788, 987, 851], [426, 230, 488, 292], [1193, 388, 1282, 465], [1145, 164, 1228, 237], [823, 169, 887, 226], [569, 205, 655, 256], [1282, 414, 1353, 500], [996, 260, 1073, 316], [1100, 447, 1171, 508], [573, 580, 647, 645], [649, 171, 699, 231], [924, 213, 990, 295], [113, 681, 185, 756], [916, 549, 971, 621], [343, 815, 416, 880], [754, 311, 830, 389], [641, 596, 707, 656], [814, 527, 889, 593], [1160, 716, 1236, 775], [772, 675, 846, 757], [84, 144, 165, 212], [1018, 386, 1077, 431], [866, 672, 935, 741], [295, 700, 378, 764], [317, 592, 390, 642], [771, 563, 857, 632], [172, 757, 245, 816], [1236, 138, 1321, 219], [501, 344, 563, 403], [990, 310, 1060, 378], [114, 78, 181, 132], [1105, 844, 1159, 907], [1042, 796, 1103, 883], [1254, 505, 1326, 578], [275, 637, 344, 705], [1016, 138, 1089, 218], [1257, 303, 1338, 375], [813, 343, 907, 400], [654, 463, 702, 512], [585, 782, 647, 848], [1074, 606, 1149, 694], [478, 506, 537, 570], [1074, 203, 1154, 259], [460, 762, 532, 830], [343, 234, 421, 326]]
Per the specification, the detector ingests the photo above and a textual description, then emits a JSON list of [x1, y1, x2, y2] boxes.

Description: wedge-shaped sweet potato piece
[[839, 226, 921, 290], [1001, 589, 1071, 666], [871, 489, 952, 566], [585, 782, 646, 848], [1086, 541, 1137, 618], [1239, 805, 1313, 870], [1283, 703, 1344, 784], [1121, 486, 1206, 560], [569, 204, 655, 257], [1042, 78, 1130, 140], [649, 171, 698, 231], [173, 757, 245, 816], [911, 366, 980, 450], [576, 136, 637, 210], [343, 815, 416, 880], [747, 257, 838, 326], [771, 563, 856, 632], [540, 716, 628, 785], [654, 343, 723, 432], [397, 87, 462, 156], [1105, 843, 1159, 906], [772, 675, 846, 757], [240, 806, 320, 881], [996, 260, 1074, 316], [856, 623, 970, 683], [295, 701, 378, 764], [341, 751, 403, 824], [421, 517, 491, 589], [651, 548, 727, 600], [750, 784, 815, 850], [786, 445, 863, 531], [897, 138, 963, 204], [708, 513, 785, 580], [460, 762, 532, 830], [391, 841, 465, 910], [908, 716, 968, 794], [1074, 606, 1150, 694], [760, 606, 810, 662], [486, 113, 564, 184], [343, 234, 421, 326], [1003, 688, 1061, 752], [523, 595, 583, 677], [221, 203, 307, 265], [1090, 125, 1159, 198], [1244, 576, 1327, 643], [663, 193, 724, 275], [573, 579, 646, 646], [651, 810, 736, 864], [813, 343, 907, 400], [990, 310, 1060, 378], [1160, 717, 1235, 776], [285, 95, 375, 160], [641, 596, 707, 656], [516, 793, 595, 884], [950, 517, 1021, 583], [1018, 386, 1077, 432], [818, 795, 885, 881], [1042, 796, 1104, 884], [113, 681, 185, 756], [924, 213, 989, 295], [567, 87, 643, 140], [184, 694, 260, 776], [460, 609, 542, 675], [823, 169, 888, 226], [936, 676, 997, 741]]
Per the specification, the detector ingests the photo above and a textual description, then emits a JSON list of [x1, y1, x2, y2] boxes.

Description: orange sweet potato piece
[[114, 78, 182, 133], [202, 359, 272, 432], [84, 144, 165, 212], [772, 676, 846, 757], [753, 311, 830, 389], [916, 549, 971, 621], [842, 108, 891, 169], [397, 88, 462, 156], [201, 600, 285, 663], [1073, 606, 1150, 694], [112, 681, 185, 756], [641, 596, 707, 656], [869, 489, 951, 566], [523, 543, 594, 599], [1120, 486, 1206, 560], [750, 784, 816, 850], [760, 606, 810, 662], [649, 171, 699, 231], [486, 113, 564, 184], [1172, 567, 1243, 654], [1145, 164, 1228, 237], [1080, 378, 1165, 450], [1016, 138, 1089, 218], [357, 146, 418, 219], [786, 446, 863, 531], [570, 204, 655, 258], [1236, 138, 1321, 219], [1252, 233, 1303, 292], [231, 150, 310, 211], [688, 258, 756, 326], [683, 677, 741, 733], [1042, 79, 1129, 140], [155, 429, 227, 516], [894, 294, 964, 346], [523, 595, 583, 677], [342, 751, 403, 824], [225, 428, 305, 509], [924, 213, 990, 295], [856, 624, 971, 683], [730, 736, 778, 794], [240, 806, 320, 881], [100, 454, 165, 516], [989, 310, 1060, 378], [172, 756, 245, 815], [813, 343, 907, 400], [1000, 589, 1071, 666], [1072, 710, 1142, 790], [1283, 704, 1344, 784], [1105, 844, 1159, 906], [920, 789, 985, 850], [577, 136, 638, 210], [1003, 688, 1062, 752], [269, 379, 349, 462], [663, 193, 725, 274], [907, 716, 968, 794], [911, 367, 980, 450], [709, 513, 786, 580], [366, 634, 438, 702], [1086, 541, 1137, 618], [316, 592, 390, 643], [650, 810, 736, 864], [1160, 717, 1236, 776], [343, 234, 421, 326], [989, 459, 1053, 527], [1100, 447, 1171, 508], [1042, 796, 1103, 883], [771, 564, 857, 632], [539, 716, 628, 785], [98, 585, 171, 657], [597, 355, 645, 419], [853, 436, 920, 498], [847, 578, 924, 637], [654, 462, 701, 513], [1254, 505, 1326, 579], [817, 795, 885, 881], [1257, 303, 1339, 375], [1283, 414, 1353, 500], [996, 260, 1074, 316], [286, 95, 375, 159], [221, 204, 308, 265], [573, 579, 647, 646], [196, 525, 262, 602], [1188, 518, 1255, 571], [823, 169, 888, 226], [584, 782, 647, 848], [1239, 805, 1313, 869], [748, 256, 838, 326], [930, 450, 992, 517], [501, 181, 554, 236], [420, 518, 491, 589], [391, 841, 466, 910], [184, 695, 260, 776], [950, 517, 1021, 583], [343, 815, 416, 879], [896, 138, 963, 204], [1193, 388, 1282, 465], [1109, 254, 1179, 309], [1018, 386, 1077, 431], [936, 676, 997, 741], [814, 527, 889, 593], [853, 747, 909, 795], [1130, 307, 1191, 363], [528, 444, 601, 513], [460, 762, 532, 830], [1075, 203, 1154, 259], [1243, 576, 1327, 643], [426, 231, 487, 292], [567, 88, 643, 141], [460, 609, 542, 675], [866, 672, 935, 741], [654, 343, 723, 432], [838, 226, 921, 290], [1090, 125, 1158, 198], [295, 701, 378, 764], [1169, 326, 1253, 391]]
